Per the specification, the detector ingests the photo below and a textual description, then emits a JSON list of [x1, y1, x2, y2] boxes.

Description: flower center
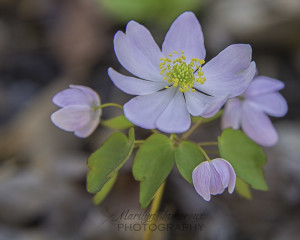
[[159, 51, 206, 92]]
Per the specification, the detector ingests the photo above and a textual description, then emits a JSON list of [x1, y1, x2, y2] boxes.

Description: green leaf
[[87, 128, 135, 193], [218, 128, 268, 191], [97, 0, 201, 27], [102, 115, 134, 130], [133, 133, 175, 208], [93, 173, 118, 205], [235, 177, 252, 199], [175, 141, 205, 184], [191, 109, 223, 123]]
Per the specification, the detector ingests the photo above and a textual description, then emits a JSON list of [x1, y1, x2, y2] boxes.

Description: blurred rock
[[204, 0, 300, 51], [0, 226, 48, 240], [269, 121, 300, 204], [0, 170, 48, 224], [48, 0, 110, 77], [53, 153, 87, 182], [272, 215, 300, 240], [80, 209, 115, 240]]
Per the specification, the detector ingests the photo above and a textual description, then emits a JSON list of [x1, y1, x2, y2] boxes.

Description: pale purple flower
[[221, 76, 288, 146], [51, 85, 101, 138], [108, 11, 256, 133], [192, 158, 236, 201]]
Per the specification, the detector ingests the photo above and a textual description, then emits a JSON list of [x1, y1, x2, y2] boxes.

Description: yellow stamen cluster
[[159, 51, 206, 92]]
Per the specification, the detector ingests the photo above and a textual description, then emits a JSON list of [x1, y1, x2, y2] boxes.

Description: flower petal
[[184, 91, 228, 118], [51, 105, 93, 132], [249, 92, 288, 117], [201, 95, 229, 118], [208, 162, 225, 195], [156, 90, 190, 133], [198, 44, 255, 97], [70, 85, 101, 106], [227, 164, 236, 194], [74, 112, 101, 138], [53, 88, 90, 107], [162, 11, 205, 62], [221, 98, 242, 130], [108, 68, 167, 95], [123, 87, 176, 129], [192, 162, 211, 201], [126, 21, 163, 70], [211, 159, 229, 189], [241, 101, 278, 146], [114, 28, 162, 81], [184, 91, 207, 116], [245, 76, 285, 97], [212, 159, 236, 194]]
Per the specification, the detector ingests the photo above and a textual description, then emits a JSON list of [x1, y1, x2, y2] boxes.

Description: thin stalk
[[134, 140, 145, 148], [182, 118, 203, 139], [134, 140, 145, 144], [198, 141, 218, 146], [198, 145, 211, 162], [204, 150, 220, 155], [143, 182, 166, 240], [98, 103, 123, 109]]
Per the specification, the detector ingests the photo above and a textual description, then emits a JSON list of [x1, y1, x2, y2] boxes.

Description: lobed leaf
[[102, 115, 134, 130], [87, 128, 135, 193], [175, 141, 205, 184], [218, 128, 268, 191], [93, 173, 118, 205], [133, 133, 175, 208], [235, 177, 252, 199]]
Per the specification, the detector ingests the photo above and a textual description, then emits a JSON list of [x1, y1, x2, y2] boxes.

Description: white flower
[[108, 11, 256, 133]]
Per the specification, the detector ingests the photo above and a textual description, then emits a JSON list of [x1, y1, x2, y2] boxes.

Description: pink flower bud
[[192, 158, 236, 201], [51, 85, 101, 138]]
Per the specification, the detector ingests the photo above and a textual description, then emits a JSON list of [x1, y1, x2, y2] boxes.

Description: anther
[[159, 51, 205, 93]]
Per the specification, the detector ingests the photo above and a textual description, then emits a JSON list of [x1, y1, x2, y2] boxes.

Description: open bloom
[[108, 11, 256, 133], [221, 75, 288, 146], [51, 85, 101, 138], [192, 158, 236, 201]]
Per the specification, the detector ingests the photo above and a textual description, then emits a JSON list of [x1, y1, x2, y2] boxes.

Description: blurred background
[[0, 0, 299, 239]]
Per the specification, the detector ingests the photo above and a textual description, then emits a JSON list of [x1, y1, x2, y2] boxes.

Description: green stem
[[205, 150, 220, 155], [98, 103, 123, 109], [198, 145, 211, 162], [151, 129, 160, 134], [170, 133, 177, 142], [198, 141, 218, 146], [143, 182, 166, 240], [182, 118, 203, 139], [134, 140, 145, 148]]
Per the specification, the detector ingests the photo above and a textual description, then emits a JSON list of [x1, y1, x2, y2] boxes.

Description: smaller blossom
[[192, 158, 236, 201], [221, 75, 288, 146], [51, 85, 101, 138]]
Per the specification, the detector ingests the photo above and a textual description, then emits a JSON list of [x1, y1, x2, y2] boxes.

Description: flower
[[108, 11, 256, 133], [51, 85, 101, 138], [221, 75, 288, 146], [192, 158, 236, 201]]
